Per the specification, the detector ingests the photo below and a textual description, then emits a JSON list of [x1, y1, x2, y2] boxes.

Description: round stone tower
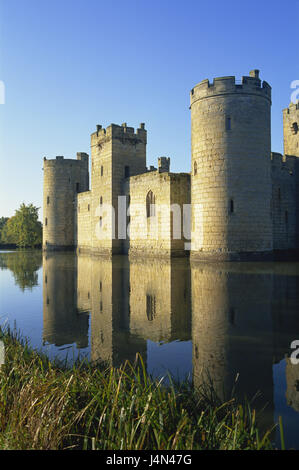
[[43, 153, 89, 251], [190, 70, 273, 260]]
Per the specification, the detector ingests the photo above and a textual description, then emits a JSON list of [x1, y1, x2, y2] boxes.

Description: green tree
[[1, 203, 42, 247], [0, 217, 8, 241]]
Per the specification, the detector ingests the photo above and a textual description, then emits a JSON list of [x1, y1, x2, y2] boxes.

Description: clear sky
[[0, 0, 298, 219]]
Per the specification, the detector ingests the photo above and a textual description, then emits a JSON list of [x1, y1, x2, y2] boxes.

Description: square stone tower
[[90, 123, 147, 254], [283, 101, 299, 157]]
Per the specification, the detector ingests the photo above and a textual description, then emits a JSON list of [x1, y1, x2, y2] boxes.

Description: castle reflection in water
[[43, 253, 191, 368], [42, 253, 299, 431]]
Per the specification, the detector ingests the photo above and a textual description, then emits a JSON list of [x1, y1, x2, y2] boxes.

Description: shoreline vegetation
[[0, 327, 280, 450], [0, 244, 42, 249]]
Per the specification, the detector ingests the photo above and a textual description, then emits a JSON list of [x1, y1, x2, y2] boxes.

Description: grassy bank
[[0, 328, 275, 450]]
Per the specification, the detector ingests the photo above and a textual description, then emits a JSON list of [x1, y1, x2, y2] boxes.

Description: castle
[[43, 69, 299, 260]]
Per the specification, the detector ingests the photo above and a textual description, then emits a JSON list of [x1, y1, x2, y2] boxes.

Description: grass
[[0, 326, 276, 450]]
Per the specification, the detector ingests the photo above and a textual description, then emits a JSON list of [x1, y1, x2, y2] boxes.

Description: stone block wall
[[190, 71, 273, 259], [283, 102, 299, 158], [43, 155, 89, 251], [89, 123, 147, 255], [124, 170, 190, 257], [43, 72, 299, 258], [271, 153, 297, 250], [77, 190, 92, 252]]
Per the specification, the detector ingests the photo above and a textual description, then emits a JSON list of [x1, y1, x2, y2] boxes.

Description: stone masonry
[[43, 70, 299, 259]]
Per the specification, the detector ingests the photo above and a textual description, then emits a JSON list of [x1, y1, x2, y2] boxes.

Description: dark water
[[1, 250, 299, 448]]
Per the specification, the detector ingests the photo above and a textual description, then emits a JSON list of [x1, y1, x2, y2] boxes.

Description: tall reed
[[0, 327, 275, 450]]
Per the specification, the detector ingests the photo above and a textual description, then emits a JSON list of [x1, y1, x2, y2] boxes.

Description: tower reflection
[[42, 252, 299, 434], [43, 252, 88, 349], [191, 262, 275, 432]]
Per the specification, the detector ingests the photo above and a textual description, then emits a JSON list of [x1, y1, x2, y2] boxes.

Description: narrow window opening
[[194, 161, 197, 176], [100, 196, 103, 205], [229, 308, 236, 325], [47, 196, 50, 205], [99, 216, 102, 227], [76, 182, 80, 192], [146, 190, 156, 218], [125, 166, 130, 178], [101, 166, 103, 176], [99, 281, 102, 292], [45, 217, 48, 226], [88, 204, 90, 211], [285, 210, 288, 225], [230, 199, 234, 213], [226, 117, 231, 131], [291, 122, 298, 134]]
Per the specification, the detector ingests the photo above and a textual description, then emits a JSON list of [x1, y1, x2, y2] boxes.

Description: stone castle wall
[[43, 70, 299, 258], [43, 153, 89, 250], [271, 153, 298, 250], [124, 171, 190, 257], [77, 191, 92, 251], [283, 102, 299, 158], [76, 123, 147, 255], [190, 70, 273, 260]]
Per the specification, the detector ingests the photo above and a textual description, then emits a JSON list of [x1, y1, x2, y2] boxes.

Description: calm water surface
[[1, 249, 299, 448]]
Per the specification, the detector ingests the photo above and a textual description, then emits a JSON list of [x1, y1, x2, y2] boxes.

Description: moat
[[1, 249, 299, 448]]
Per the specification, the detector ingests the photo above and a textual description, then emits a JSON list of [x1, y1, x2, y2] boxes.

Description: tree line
[[0, 203, 42, 248]]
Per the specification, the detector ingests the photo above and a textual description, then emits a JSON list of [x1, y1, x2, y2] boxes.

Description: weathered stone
[[42, 71, 299, 258]]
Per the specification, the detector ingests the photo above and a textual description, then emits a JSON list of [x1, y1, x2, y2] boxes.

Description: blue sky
[[0, 0, 298, 219]]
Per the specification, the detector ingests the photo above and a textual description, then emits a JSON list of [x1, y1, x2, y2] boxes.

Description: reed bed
[[0, 327, 275, 450]]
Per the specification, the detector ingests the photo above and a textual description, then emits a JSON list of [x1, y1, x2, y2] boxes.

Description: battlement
[[190, 70, 271, 105], [91, 122, 147, 146], [77, 152, 89, 163], [271, 152, 297, 173], [283, 100, 299, 115], [43, 155, 89, 168], [158, 156, 170, 173]]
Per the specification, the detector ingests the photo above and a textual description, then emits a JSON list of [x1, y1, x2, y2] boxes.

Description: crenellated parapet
[[190, 69, 271, 106], [91, 122, 147, 148], [43, 154, 88, 170], [283, 100, 299, 115], [271, 152, 297, 173]]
